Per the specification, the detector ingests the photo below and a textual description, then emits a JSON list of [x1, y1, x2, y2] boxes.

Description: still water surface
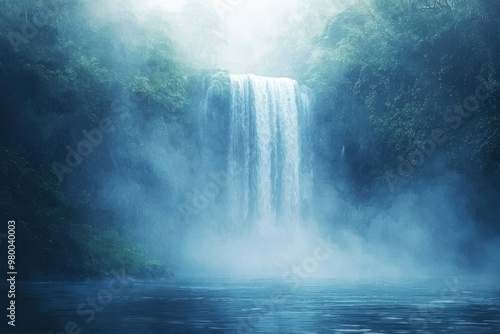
[[10, 278, 500, 333]]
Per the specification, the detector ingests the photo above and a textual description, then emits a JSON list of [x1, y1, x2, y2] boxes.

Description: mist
[[3, 0, 500, 332], [62, 0, 499, 283]]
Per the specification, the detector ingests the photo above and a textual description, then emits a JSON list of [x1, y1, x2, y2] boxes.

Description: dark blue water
[[8, 278, 500, 333]]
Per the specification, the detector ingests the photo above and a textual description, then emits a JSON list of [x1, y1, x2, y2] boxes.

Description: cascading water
[[200, 73, 313, 237]]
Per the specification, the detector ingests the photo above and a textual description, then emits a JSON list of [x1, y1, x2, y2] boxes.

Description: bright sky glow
[[161, 0, 276, 13], [155, 0, 187, 12]]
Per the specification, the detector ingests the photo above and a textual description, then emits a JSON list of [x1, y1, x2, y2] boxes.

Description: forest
[[0, 0, 499, 281]]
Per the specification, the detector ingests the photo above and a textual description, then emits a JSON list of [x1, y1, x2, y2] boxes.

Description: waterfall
[[201, 74, 313, 235]]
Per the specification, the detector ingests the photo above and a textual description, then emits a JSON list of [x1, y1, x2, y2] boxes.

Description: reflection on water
[[9, 278, 500, 333]]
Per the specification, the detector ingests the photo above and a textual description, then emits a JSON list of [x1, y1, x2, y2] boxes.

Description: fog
[[77, 0, 499, 281]]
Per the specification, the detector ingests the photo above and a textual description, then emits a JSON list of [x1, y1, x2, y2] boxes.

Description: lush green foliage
[[301, 0, 500, 194], [1, 0, 499, 279], [0, 0, 186, 279]]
